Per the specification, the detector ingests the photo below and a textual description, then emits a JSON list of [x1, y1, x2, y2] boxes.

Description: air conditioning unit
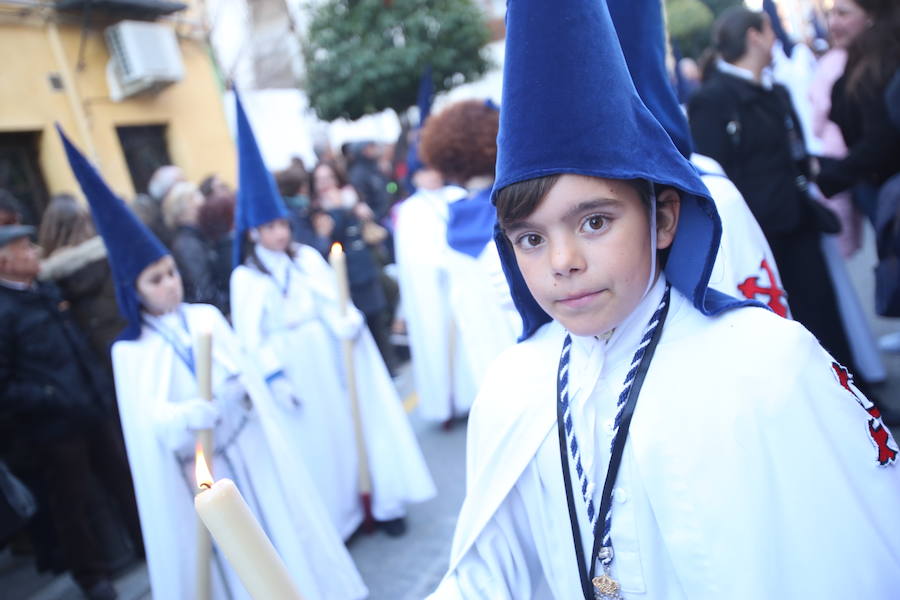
[[105, 20, 185, 101]]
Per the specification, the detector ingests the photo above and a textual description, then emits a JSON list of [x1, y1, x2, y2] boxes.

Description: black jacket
[[327, 208, 387, 315], [689, 70, 815, 237], [348, 157, 391, 221], [171, 226, 228, 313], [817, 72, 900, 197], [0, 281, 113, 445], [39, 237, 126, 372]]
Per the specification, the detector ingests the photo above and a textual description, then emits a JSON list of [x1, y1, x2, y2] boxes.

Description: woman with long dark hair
[[817, 0, 900, 214]]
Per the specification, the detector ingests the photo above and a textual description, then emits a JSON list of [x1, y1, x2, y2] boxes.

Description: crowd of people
[[1, 0, 899, 598]]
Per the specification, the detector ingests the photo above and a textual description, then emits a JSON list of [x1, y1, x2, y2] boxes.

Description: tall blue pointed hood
[[608, 0, 693, 159], [494, 0, 749, 340], [763, 0, 795, 58], [232, 90, 289, 267], [57, 125, 169, 341], [406, 66, 435, 191]]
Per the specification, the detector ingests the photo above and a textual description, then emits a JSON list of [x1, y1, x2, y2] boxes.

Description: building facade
[[0, 0, 235, 224]]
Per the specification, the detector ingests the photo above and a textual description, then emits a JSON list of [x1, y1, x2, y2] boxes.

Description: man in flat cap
[[0, 224, 141, 600]]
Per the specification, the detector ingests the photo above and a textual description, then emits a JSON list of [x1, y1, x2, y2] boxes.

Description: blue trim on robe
[[447, 188, 496, 258]]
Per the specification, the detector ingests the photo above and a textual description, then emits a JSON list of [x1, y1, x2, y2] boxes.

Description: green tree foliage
[[303, 0, 492, 121], [700, 0, 743, 17], [666, 0, 715, 58]]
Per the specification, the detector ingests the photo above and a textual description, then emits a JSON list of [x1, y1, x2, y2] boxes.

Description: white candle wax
[[193, 323, 214, 600], [194, 325, 213, 402], [195, 479, 304, 600], [328, 243, 350, 315]]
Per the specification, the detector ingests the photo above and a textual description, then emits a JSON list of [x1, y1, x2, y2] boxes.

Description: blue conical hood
[[232, 91, 289, 266], [763, 0, 795, 58], [494, 0, 750, 340], [608, 0, 693, 158], [57, 125, 169, 341]]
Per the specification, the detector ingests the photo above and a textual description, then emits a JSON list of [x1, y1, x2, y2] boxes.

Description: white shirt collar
[[144, 305, 192, 344], [564, 276, 668, 494], [0, 277, 34, 291], [253, 243, 293, 284], [716, 58, 774, 90], [567, 275, 668, 407]]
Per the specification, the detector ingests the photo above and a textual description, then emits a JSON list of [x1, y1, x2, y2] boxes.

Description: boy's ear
[[656, 188, 681, 251]]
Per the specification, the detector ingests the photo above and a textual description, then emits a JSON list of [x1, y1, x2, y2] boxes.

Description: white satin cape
[[430, 286, 900, 599]]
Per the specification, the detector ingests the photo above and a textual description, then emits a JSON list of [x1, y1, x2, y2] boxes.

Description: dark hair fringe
[[495, 175, 653, 230]]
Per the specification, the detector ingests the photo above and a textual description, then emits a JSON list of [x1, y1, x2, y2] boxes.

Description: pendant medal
[[591, 548, 621, 599], [592, 572, 621, 600]]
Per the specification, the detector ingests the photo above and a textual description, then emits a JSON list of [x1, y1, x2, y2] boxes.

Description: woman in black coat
[[688, 7, 860, 382]]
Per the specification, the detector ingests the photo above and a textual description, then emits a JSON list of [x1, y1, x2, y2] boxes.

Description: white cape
[[394, 186, 479, 421], [444, 231, 522, 391], [230, 244, 436, 539], [112, 303, 367, 600], [431, 287, 900, 599], [695, 153, 790, 317]]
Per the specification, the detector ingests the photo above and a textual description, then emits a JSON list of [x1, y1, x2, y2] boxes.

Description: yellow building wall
[[0, 15, 235, 203]]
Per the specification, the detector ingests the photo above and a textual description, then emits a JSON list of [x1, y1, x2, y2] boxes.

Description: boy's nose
[[550, 238, 584, 276]]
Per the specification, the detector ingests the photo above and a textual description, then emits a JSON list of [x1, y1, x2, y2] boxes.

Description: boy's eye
[[582, 214, 607, 232], [515, 233, 544, 249]]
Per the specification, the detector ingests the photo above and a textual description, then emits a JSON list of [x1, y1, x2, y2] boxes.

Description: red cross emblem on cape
[[737, 258, 788, 318], [832, 362, 898, 466]]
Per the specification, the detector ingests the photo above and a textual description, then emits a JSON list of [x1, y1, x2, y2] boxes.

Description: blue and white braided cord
[[600, 288, 669, 549], [558, 336, 599, 524], [558, 286, 671, 540]]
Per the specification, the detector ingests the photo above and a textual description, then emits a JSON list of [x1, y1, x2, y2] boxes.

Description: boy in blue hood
[[429, 1, 900, 599]]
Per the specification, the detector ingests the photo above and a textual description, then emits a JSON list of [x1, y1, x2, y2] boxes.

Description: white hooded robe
[[394, 185, 479, 422], [230, 244, 436, 539], [112, 302, 368, 600]]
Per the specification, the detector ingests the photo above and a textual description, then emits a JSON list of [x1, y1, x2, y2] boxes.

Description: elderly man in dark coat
[[0, 225, 141, 599]]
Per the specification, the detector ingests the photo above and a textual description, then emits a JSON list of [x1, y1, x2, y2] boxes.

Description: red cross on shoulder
[[831, 362, 898, 466]]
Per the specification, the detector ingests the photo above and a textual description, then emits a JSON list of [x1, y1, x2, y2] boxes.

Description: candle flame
[[330, 242, 343, 256], [195, 443, 213, 490]]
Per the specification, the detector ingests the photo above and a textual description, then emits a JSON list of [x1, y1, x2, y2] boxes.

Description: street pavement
[[0, 366, 468, 600], [4, 224, 900, 599]]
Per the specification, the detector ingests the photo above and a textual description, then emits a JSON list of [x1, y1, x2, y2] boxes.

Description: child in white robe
[[430, 1, 900, 599], [417, 99, 522, 388], [394, 181, 479, 424], [229, 93, 436, 539], [58, 127, 368, 600]]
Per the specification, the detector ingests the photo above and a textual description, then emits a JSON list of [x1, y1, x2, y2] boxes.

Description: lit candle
[[327, 243, 374, 527], [328, 242, 351, 312], [194, 319, 214, 600], [194, 446, 305, 600]]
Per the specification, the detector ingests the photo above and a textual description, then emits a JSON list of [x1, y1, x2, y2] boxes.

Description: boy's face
[[504, 175, 678, 337], [0, 236, 40, 283], [136, 255, 183, 315]]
